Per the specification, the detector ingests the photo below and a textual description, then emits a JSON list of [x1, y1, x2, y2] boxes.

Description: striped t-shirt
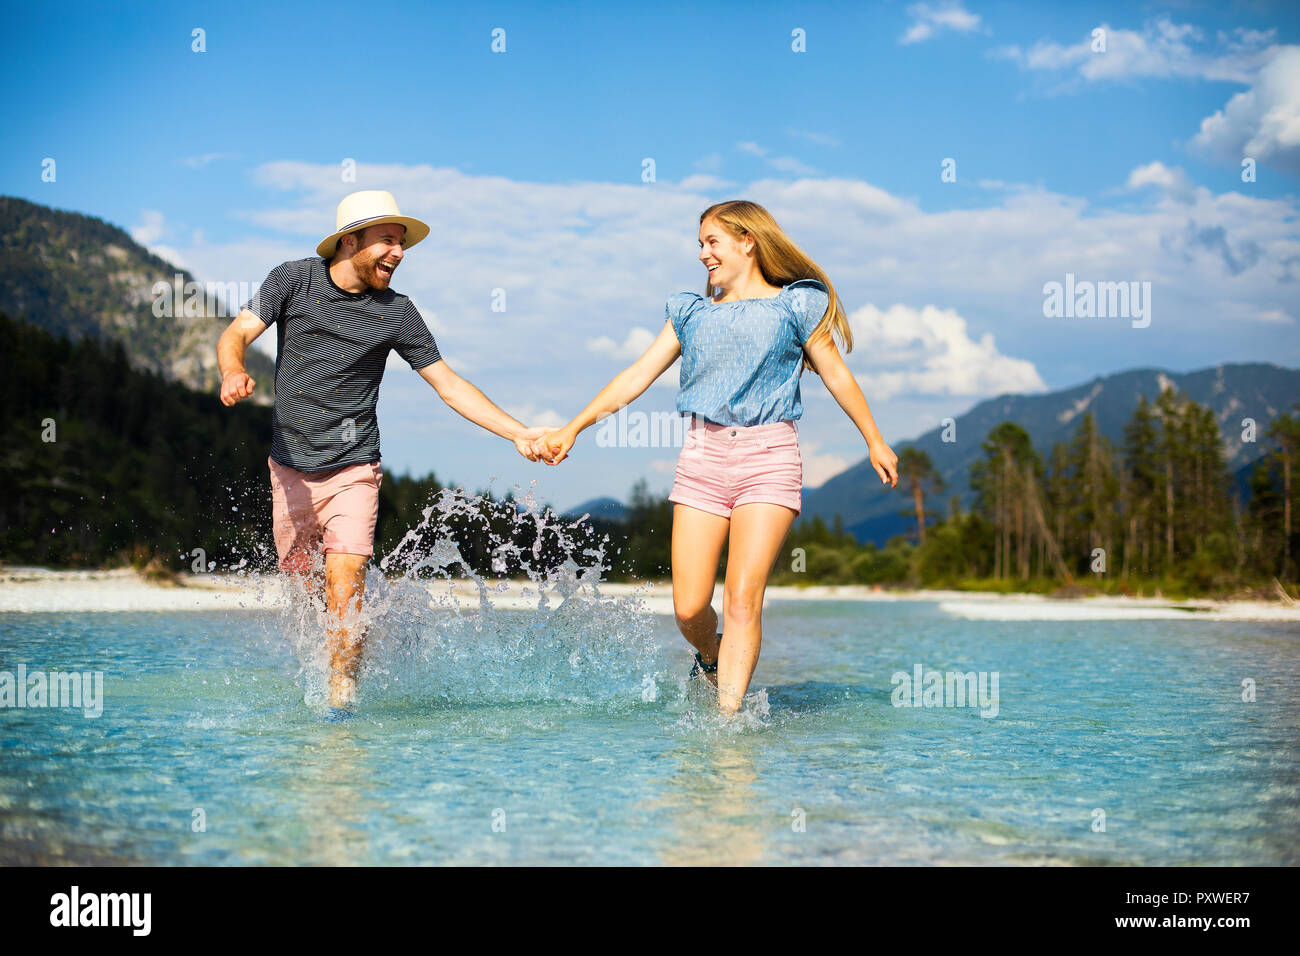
[[242, 257, 443, 473]]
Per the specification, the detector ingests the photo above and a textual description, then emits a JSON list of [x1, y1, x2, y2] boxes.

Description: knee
[[723, 588, 762, 625], [280, 547, 315, 577], [326, 556, 368, 598], [673, 599, 715, 631]]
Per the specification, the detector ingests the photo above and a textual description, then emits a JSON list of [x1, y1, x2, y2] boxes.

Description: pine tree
[[1266, 413, 1300, 580], [972, 423, 1044, 580], [898, 447, 944, 545], [1045, 441, 1071, 576], [1123, 394, 1160, 577]]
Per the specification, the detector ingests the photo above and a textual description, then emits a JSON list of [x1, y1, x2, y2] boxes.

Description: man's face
[[349, 223, 407, 290]]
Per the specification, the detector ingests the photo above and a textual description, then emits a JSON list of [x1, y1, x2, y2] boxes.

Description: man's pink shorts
[[268, 456, 382, 572], [668, 417, 802, 518]]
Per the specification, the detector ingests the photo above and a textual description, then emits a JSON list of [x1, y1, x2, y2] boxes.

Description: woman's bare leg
[[671, 504, 731, 681], [716, 503, 798, 713]]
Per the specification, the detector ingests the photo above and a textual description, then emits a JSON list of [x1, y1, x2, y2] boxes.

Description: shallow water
[[1, 598, 1296, 865]]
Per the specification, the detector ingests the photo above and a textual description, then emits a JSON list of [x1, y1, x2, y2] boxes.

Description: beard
[[352, 247, 397, 290]]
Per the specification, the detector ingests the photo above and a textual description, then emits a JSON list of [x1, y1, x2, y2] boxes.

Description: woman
[[530, 200, 898, 713]]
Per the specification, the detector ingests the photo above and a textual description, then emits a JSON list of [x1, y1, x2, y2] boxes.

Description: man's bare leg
[[324, 552, 370, 709]]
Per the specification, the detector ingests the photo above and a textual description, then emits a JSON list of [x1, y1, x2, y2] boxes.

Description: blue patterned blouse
[[667, 279, 830, 427]]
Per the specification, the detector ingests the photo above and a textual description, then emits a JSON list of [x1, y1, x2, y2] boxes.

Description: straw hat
[[316, 190, 430, 258]]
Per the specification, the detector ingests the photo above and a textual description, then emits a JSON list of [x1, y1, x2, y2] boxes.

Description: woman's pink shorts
[[268, 456, 383, 572], [668, 417, 802, 518]]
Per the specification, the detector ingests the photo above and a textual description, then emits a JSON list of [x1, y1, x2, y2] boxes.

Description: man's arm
[[218, 310, 268, 406], [417, 359, 537, 443]]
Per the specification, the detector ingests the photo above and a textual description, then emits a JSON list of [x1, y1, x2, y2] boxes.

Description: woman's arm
[[539, 320, 682, 464], [803, 333, 899, 487]]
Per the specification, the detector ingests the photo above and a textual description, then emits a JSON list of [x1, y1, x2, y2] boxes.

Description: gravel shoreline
[[1, 566, 1297, 621]]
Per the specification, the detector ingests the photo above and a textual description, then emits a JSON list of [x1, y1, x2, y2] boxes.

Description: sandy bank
[[0, 567, 1296, 622]]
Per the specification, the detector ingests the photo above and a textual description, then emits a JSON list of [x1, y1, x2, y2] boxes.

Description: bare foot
[[328, 673, 356, 710]]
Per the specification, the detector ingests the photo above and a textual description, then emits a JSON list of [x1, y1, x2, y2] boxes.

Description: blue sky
[[4, 0, 1298, 512]]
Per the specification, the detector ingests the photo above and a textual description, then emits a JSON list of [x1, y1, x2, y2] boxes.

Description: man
[[217, 189, 546, 718]]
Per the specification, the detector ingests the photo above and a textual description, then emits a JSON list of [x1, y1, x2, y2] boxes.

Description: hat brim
[[316, 215, 430, 259]]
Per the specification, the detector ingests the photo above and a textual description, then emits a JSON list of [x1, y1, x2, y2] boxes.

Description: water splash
[[249, 483, 662, 710], [670, 684, 778, 734], [207, 480, 773, 725]]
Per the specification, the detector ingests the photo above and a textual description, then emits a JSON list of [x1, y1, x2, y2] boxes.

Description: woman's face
[[698, 217, 752, 291]]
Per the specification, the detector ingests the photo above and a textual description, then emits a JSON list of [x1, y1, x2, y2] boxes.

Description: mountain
[[803, 363, 1300, 544], [0, 195, 274, 398], [563, 496, 628, 522]]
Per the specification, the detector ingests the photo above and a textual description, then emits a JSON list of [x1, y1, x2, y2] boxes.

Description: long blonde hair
[[699, 200, 851, 371]]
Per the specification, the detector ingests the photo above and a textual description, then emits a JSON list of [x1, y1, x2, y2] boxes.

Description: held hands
[[513, 426, 575, 465], [536, 428, 575, 465], [513, 425, 552, 460], [220, 371, 256, 406], [870, 440, 899, 488]]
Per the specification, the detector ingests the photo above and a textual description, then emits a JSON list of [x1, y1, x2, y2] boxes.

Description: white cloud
[[846, 303, 1047, 400], [676, 173, 734, 192], [799, 441, 851, 489], [131, 210, 165, 245], [148, 158, 1300, 509], [1126, 161, 1191, 192], [586, 327, 681, 392], [900, 2, 983, 45], [1125, 161, 1196, 201], [232, 205, 329, 236], [692, 153, 726, 176], [995, 18, 1276, 86], [503, 403, 567, 428], [130, 210, 188, 268], [735, 141, 818, 176], [787, 129, 842, 148], [975, 178, 1032, 192], [1215, 301, 1294, 325], [180, 153, 239, 169], [1191, 46, 1300, 176], [161, 161, 1300, 385], [150, 245, 187, 269], [768, 155, 819, 175], [587, 326, 657, 360]]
